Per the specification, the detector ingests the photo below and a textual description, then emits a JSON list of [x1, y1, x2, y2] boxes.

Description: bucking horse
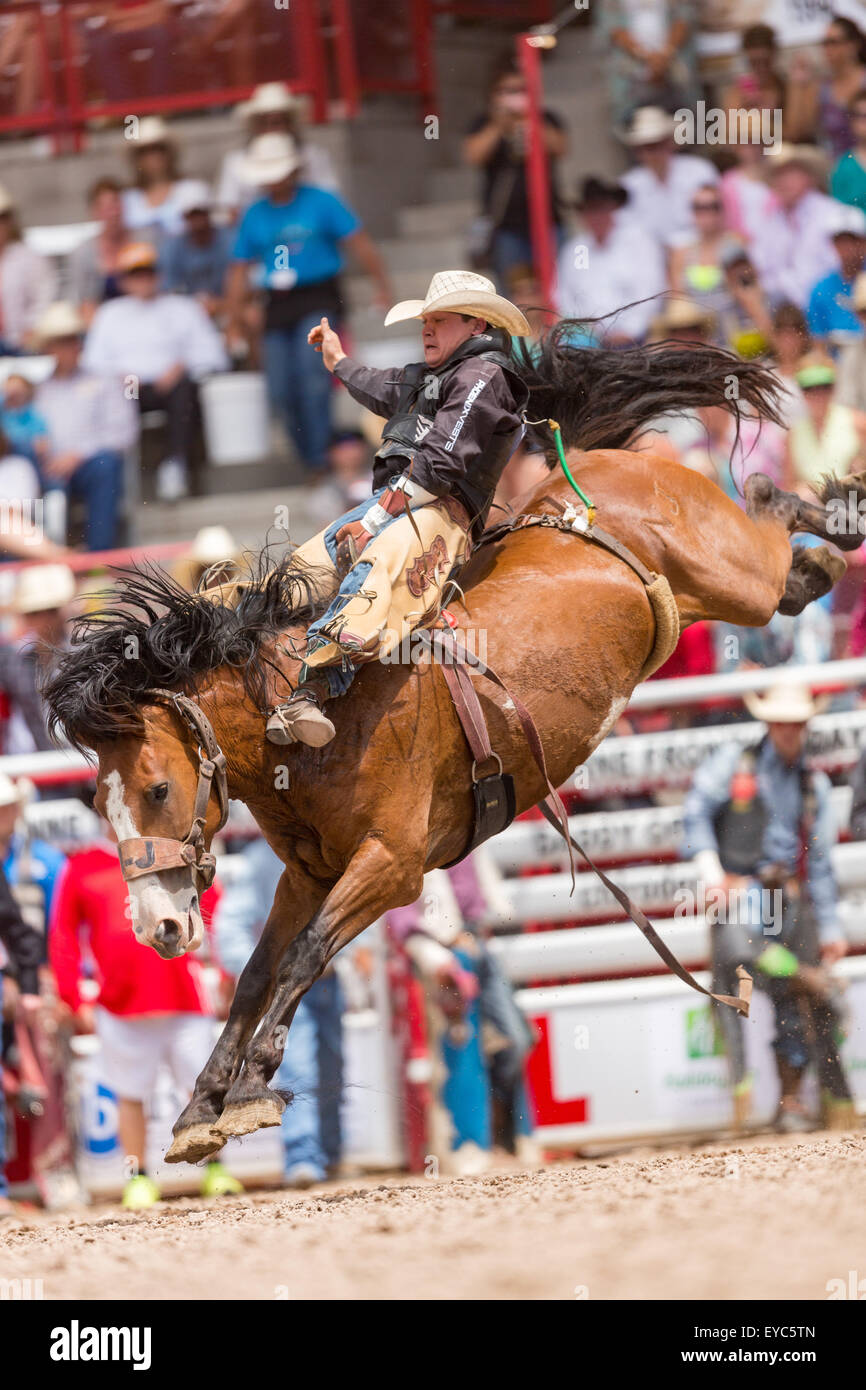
[[42, 329, 865, 1164]]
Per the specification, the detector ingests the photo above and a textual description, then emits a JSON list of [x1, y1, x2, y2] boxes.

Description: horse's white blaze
[[103, 769, 202, 954], [585, 695, 629, 753]]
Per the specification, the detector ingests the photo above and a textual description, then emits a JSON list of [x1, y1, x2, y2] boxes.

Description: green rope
[[547, 419, 595, 516]]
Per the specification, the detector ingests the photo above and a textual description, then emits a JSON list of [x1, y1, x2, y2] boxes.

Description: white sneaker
[[283, 1163, 324, 1190], [156, 457, 189, 502]]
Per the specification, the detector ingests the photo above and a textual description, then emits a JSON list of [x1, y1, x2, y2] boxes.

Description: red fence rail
[[0, 0, 329, 142]]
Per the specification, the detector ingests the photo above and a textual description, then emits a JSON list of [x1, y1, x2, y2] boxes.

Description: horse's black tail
[[515, 318, 786, 457]]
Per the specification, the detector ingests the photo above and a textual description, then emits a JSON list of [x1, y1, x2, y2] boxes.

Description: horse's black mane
[[41, 551, 331, 754]]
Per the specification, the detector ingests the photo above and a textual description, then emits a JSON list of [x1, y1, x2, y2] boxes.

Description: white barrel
[[199, 372, 270, 465]]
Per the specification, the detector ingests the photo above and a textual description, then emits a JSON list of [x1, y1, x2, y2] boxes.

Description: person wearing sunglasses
[[787, 17, 866, 159], [669, 185, 746, 344]]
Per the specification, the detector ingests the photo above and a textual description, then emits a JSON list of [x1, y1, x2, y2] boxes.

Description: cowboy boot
[[266, 681, 336, 748]]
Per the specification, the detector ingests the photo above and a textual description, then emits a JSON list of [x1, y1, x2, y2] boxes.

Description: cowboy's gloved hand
[[334, 520, 372, 578]]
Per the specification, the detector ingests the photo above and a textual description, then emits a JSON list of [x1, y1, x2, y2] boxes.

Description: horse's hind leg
[[164, 864, 328, 1164], [778, 544, 847, 616], [213, 834, 426, 1141], [745, 470, 865, 553]]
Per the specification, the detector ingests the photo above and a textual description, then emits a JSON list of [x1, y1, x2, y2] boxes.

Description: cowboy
[[265, 270, 531, 747], [682, 682, 854, 1133]]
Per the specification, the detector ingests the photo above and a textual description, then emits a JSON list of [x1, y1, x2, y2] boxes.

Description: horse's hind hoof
[[214, 1096, 285, 1139], [164, 1123, 225, 1165]]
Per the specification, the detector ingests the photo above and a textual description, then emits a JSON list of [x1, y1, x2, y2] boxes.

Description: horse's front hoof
[[164, 1123, 225, 1165], [214, 1096, 285, 1139]]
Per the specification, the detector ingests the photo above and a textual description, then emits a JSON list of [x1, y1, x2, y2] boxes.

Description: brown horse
[[41, 343, 864, 1165]]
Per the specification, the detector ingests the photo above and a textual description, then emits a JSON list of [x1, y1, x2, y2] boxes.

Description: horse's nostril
[[154, 919, 182, 949]]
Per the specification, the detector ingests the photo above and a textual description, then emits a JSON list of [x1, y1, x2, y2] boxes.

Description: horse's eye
[[147, 782, 169, 805]]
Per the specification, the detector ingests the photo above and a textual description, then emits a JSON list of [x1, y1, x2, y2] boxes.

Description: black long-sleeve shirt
[[334, 353, 524, 536]]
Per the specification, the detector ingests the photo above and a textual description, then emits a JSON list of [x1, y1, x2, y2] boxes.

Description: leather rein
[[116, 689, 229, 893]]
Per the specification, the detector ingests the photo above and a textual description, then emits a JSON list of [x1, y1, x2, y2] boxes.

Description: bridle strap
[[116, 689, 228, 891]]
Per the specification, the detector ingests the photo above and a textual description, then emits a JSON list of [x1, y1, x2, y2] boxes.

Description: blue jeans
[[264, 312, 334, 474], [274, 973, 344, 1178], [45, 450, 124, 552], [491, 227, 564, 294]]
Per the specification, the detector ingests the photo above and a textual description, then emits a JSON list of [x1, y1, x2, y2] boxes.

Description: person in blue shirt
[[0, 374, 49, 466], [161, 188, 234, 314], [226, 132, 392, 478], [806, 209, 866, 351], [682, 683, 853, 1134]]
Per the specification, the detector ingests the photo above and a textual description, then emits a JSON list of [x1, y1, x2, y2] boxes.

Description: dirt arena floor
[[3, 1131, 865, 1300]]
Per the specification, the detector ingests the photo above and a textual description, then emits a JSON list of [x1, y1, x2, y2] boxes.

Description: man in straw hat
[[265, 270, 530, 747], [751, 143, 840, 309], [227, 131, 391, 479], [217, 81, 338, 219], [619, 106, 719, 249], [34, 302, 137, 551], [837, 269, 866, 411], [0, 563, 75, 755], [683, 682, 855, 1132]]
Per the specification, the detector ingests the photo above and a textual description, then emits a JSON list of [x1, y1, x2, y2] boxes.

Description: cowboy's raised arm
[[308, 316, 405, 418]]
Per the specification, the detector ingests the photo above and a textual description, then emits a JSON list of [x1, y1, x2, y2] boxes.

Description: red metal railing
[[0, 1, 329, 142]]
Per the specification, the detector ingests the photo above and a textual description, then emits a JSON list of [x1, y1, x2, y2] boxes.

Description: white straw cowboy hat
[[650, 296, 715, 337], [36, 301, 84, 344], [622, 106, 676, 145], [191, 525, 239, 566], [763, 143, 828, 182], [384, 271, 531, 337], [127, 115, 175, 147], [0, 770, 32, 810], [15, 563, 75, 615], [242, 132, 302, 186], [238, 82, 300, 122], [828, 203, 866, 239], [744, 683, 827, 724]]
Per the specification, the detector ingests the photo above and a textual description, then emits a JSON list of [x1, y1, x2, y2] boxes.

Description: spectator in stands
[[750, 145, 842, 310], [84, 241, 228, 502], [786, 16, 866, 159], [786, 354, 866, 492], [0, 184, 55, 354], [719, 114, 778, 245], [36, 302, 137, 551], [770, 301, 811, 425], [717, 247, 773, 359], [162, 187, 233, 319], [0, 862, 44, 1217], [172, 524, 240, 593], [720, 23, 786, 133], [213, 836, 344, 1188], [683, 684, 854, 1133], [463, 60, 567, 291], [48, 821, 240, 1209], [668, 184, 748, 346], [227, 133, 391, 480], [847, 737, 866, 841], [600, 0, 699, 128], [217, 82, 339, 220], [85, 3, 173, 105], [556, 177, 665, 345], [327, 428, 373, 510], [0, 564, 75, 755], [831, 86, 866, 216], [619, 106, 719, 251], [0, 374, 49, 465], [806, 203, 866, 351], [837, 271, 866, 412], [70, 177, 143, 324], [0, 773, 64, 955], [122, 116, 212, 239]]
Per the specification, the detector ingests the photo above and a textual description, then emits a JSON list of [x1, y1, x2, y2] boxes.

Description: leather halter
[[116, 690, 229, 893]]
